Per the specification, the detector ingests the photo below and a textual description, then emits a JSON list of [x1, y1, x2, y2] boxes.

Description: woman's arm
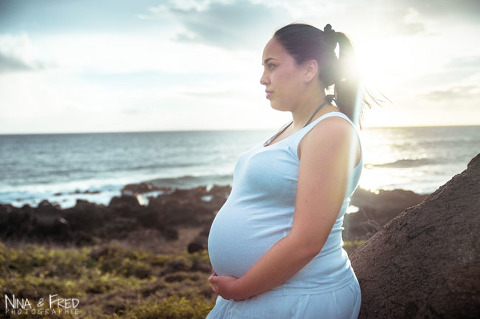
[[209, 117, 358, 300]]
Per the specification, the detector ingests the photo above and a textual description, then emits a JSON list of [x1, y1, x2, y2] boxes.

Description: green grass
[[0, 242, 214, 318], [0, 240, 364, 318]]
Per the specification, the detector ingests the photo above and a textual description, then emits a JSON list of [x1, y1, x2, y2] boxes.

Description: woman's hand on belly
[[208, 273, 248, 301]]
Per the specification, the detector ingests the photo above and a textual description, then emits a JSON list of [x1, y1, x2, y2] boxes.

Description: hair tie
[[324, 24, 335, 35], [323, 24, 337, 50]]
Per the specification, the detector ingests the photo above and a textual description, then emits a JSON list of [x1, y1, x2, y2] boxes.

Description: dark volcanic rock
[[191, 260, 211, 273], [351, 153, 480, 319], [37, 200, 61, 212], [109, 195, 142, 211], [344, 188, 428, 241], [0, 185, 225, 247], [208, 185, 232, 208], [187, 236, 207, 253], [64, 200, 107, 233], [122, 182, 166, 195], [0, 207, 39, 240]]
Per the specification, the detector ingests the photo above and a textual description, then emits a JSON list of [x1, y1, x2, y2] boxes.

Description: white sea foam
[[0, 127, 478, 208]]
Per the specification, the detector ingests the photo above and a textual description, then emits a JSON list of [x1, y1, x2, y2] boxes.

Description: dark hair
[[274, 23, 362, 126]]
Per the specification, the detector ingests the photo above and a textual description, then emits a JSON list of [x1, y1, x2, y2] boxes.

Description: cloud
[[446, 56, 480, 69], [0, 0, 159, 33], [437, 56, 480, 82], [0, 34, 48, 73], [401, 0, 480, 23], [421, 85, 480, 102], [343, 0, 479, 38], [398, 8, 426, 35], [146, 0, 291, 49], [363, 0, 480, 26], [0, 52, 47, 73], [367, 5, 427, 36]]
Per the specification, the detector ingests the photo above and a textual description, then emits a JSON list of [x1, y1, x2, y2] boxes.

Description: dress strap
[[300, 111, 357, 138], [289, 112, 361, 160]]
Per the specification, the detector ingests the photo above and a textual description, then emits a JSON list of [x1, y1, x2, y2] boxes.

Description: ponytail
[[334, 31, 362, 127]]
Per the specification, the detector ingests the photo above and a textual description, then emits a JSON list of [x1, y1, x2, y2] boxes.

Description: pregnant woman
[[207, 23, 364, 319]]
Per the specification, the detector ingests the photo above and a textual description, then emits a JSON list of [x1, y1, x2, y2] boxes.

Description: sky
[[0, 0, 479, 134]]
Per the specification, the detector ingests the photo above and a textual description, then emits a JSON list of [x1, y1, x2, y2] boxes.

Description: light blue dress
[[207, 112, 363, 319]]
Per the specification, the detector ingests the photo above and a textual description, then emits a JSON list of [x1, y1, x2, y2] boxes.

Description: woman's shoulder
[[305, 112, 356, 141], [298, 112, 360, 159]]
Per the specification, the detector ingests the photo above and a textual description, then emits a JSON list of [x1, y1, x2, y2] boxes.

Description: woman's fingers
[[208, 270, 219, 293]]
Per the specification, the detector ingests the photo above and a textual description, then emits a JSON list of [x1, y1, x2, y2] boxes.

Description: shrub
[[129, 296, 213, 319]]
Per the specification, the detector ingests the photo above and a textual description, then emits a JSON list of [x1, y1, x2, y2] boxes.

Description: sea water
[[0, 126, 479, 208]]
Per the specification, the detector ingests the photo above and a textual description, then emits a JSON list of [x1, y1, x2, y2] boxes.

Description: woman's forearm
[[234, 231, 326, 299]]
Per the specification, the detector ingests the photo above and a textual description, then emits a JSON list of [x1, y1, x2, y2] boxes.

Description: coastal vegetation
[[1, 240, 364, 318], [1, 242, 214, 318]]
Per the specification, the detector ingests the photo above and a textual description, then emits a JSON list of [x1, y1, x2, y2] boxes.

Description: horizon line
[[0, 124, 479, 136]]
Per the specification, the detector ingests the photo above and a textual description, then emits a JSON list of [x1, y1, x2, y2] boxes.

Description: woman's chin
[[270, 102, 290, 112]]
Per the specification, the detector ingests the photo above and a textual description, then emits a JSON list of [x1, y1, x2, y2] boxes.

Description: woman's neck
[[290, 90, 327, 131]]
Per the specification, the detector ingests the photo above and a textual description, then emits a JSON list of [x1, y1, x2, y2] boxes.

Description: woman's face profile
[[260, 37, 306, 112]]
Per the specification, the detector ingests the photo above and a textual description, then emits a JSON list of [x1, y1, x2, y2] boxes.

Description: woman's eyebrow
[[262, 57, 277, 65]]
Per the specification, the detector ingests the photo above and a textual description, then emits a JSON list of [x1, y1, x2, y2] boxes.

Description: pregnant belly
[[208, 204, 289, 278]]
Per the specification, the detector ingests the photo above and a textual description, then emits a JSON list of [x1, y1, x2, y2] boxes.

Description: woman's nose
[[260, 71, 269, 86]]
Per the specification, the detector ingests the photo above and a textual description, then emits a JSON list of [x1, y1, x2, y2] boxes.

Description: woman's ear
[[304, 59, 318, 83]]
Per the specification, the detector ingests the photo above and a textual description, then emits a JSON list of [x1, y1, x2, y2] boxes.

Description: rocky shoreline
[[0, 182, 428, 254]]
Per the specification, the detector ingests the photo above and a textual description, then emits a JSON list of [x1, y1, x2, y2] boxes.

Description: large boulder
[[351, 153, 480, 318]]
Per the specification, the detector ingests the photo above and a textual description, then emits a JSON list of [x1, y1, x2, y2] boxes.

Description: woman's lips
[[265, 91, 273, 99]]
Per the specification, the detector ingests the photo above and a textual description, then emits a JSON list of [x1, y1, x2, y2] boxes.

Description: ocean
[[0, 126, 479, 208]]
